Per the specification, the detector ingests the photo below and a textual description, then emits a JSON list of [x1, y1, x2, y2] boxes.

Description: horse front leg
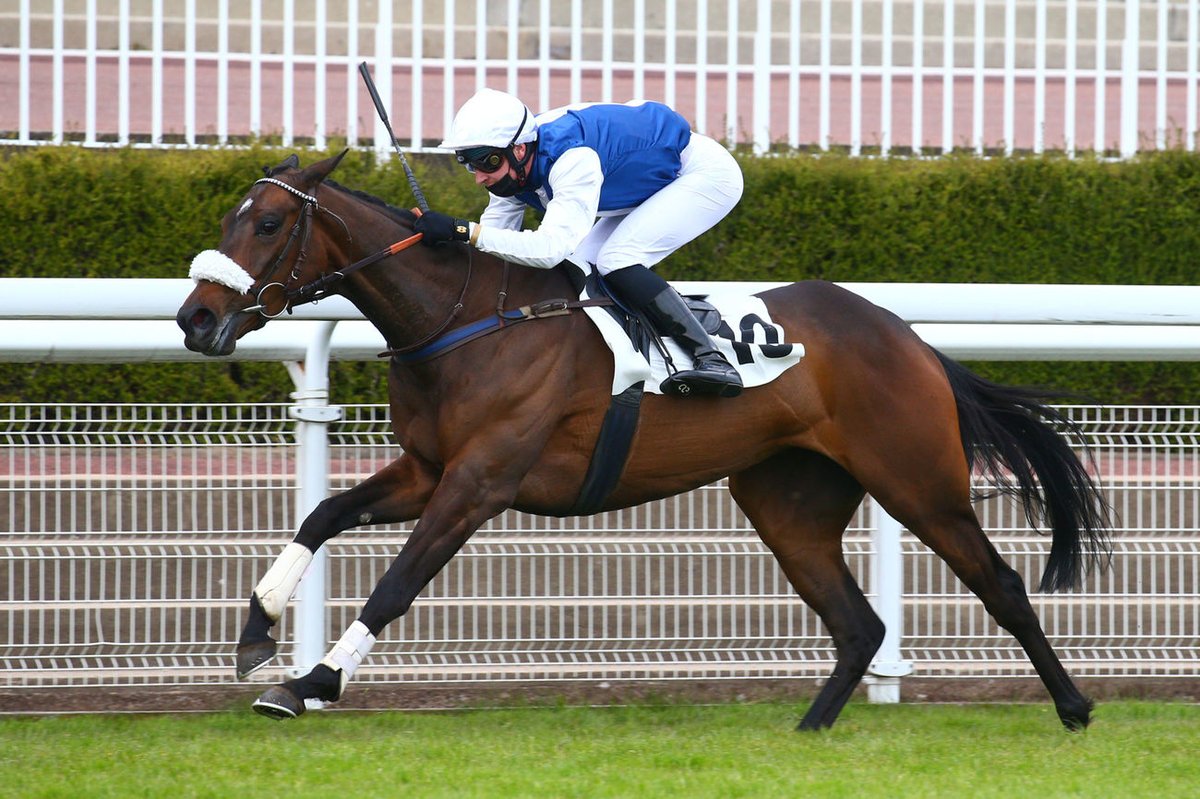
[[236, 453, 439, 679], [251, 459, 521, 719]]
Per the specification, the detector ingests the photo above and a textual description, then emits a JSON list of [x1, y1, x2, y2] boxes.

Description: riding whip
[[358, 61, 431, 213]]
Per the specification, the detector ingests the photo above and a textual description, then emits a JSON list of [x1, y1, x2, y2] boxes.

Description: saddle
[[563, 264, 722, 366]]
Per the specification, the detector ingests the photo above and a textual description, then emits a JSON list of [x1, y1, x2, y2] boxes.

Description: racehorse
[[176, 151, 1111, 731]]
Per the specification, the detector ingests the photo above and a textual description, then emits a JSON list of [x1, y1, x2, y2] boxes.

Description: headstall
[[239, 178, 471, 356]]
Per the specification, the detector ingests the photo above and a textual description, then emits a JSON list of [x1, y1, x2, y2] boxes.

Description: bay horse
[[176, 151, 1110, 731]]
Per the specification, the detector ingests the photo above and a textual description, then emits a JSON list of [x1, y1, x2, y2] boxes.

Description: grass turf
[[0, 701, 1196, 798]]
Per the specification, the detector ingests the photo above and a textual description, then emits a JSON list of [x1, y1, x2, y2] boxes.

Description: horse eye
[[256, 217, 281, 236]]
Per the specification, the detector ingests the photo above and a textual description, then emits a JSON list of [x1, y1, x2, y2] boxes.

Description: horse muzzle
[[177, 299, 259, 356]]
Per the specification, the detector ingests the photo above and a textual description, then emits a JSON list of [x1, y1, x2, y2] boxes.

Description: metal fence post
[[372, 1, 394, 158], [1120, 0, 1141, 158], [287, 320, 342, 675], [866, 499, 912, 703], [752, 0, 772, 155]]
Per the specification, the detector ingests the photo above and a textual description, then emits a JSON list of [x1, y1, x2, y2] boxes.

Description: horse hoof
[[236, 638, 278, 680], [1060, 715, 1089, 733], [252, 685, 306, 720], [795, 717, 832, 733], [1056, 696, 1093, 732]]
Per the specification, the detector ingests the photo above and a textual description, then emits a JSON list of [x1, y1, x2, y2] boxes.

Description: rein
[[246, 176, 612, 364], [283, 232, 426, 308]]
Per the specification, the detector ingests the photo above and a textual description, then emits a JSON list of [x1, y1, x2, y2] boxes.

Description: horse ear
[[297, 149, 349, 190], [262, 154, 302, 178]]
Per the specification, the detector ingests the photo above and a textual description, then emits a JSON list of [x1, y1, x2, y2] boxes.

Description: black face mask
[[486, 173, 525, 198], [485, 142, 537, 198]]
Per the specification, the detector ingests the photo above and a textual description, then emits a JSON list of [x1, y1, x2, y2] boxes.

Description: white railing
[[1, 1, 1197, 156], [2, 278, 1199, 700]]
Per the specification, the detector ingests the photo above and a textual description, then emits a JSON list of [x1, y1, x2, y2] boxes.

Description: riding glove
[[414, 210, 470, 246]]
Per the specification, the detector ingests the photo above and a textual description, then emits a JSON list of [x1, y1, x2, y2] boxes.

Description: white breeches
[[573, 133, 745, 275]]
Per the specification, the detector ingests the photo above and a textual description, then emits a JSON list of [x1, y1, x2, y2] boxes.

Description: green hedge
[[3, 145, 1200, 404]]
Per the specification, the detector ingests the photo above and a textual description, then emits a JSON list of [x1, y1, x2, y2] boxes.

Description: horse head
[[177, 150, 349, 356]]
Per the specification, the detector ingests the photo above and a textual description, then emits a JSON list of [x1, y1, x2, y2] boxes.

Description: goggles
[[455, 146, 508, 174]]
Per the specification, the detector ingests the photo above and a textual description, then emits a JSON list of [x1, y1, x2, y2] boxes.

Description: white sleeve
[[478, 194, 527, 231], [472, 147, 602, 270]]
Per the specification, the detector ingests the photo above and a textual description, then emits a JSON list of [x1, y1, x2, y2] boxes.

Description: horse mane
[[259, 155, 417, 227], [323, 180, 418, 227]]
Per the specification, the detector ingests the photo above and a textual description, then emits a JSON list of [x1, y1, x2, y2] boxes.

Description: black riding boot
[[604, 265, 743, 398]]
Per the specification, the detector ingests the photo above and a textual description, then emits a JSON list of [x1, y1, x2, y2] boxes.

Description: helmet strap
[[487, 141, 537, 198], [509, 140, 536, 181]]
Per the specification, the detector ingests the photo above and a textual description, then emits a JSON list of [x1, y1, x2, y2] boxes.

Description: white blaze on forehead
[[188, 249, 255, 294], [237, 197, 254, 218]]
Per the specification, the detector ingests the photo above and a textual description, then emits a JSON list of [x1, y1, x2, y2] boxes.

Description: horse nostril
[[177, 305, 215, 336]]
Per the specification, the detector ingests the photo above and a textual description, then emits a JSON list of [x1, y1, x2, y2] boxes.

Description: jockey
[[413, 88, 745, 398]]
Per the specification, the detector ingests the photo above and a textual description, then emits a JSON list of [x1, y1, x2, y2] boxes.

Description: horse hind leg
[[729, 450, 878, 731], [853, 431, 1093, 729], [896, 504, 1093, 730]]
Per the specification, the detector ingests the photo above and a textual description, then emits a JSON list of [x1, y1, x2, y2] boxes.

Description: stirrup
[[660, 366, 743, 398]]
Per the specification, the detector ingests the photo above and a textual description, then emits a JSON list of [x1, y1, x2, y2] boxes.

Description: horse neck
[[321, 194, 565, 351]]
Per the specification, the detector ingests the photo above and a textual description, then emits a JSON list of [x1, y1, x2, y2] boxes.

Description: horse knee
[[295, 495, 349, 548]]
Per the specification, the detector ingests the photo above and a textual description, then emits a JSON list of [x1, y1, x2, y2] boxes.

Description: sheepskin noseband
[[189, 249, 255, 295]]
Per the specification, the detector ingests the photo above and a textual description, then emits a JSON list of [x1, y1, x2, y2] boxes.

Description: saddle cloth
[[575, 273, 806, 396]]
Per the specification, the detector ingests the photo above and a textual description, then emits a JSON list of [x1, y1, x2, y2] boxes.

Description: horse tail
[[933, 350, 1112, 593]]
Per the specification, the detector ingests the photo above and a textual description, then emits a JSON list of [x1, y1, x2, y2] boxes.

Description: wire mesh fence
[[2, 402, 1197, 690]]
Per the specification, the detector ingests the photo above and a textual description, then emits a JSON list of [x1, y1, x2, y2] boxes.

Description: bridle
[[240, 176, 474, 357], [242, 177, 363, 318], [242, 177, 427, 318]]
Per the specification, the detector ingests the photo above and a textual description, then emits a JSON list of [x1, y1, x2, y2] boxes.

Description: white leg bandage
[[319, 620, 377, 697], [253, 542, 314, 621]]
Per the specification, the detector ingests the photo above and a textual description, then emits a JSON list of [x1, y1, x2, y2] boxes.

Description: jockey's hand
[[413, 210, 470, 246]]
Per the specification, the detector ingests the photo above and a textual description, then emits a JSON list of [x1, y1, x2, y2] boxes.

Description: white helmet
[[439, 88, 536, 150]]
